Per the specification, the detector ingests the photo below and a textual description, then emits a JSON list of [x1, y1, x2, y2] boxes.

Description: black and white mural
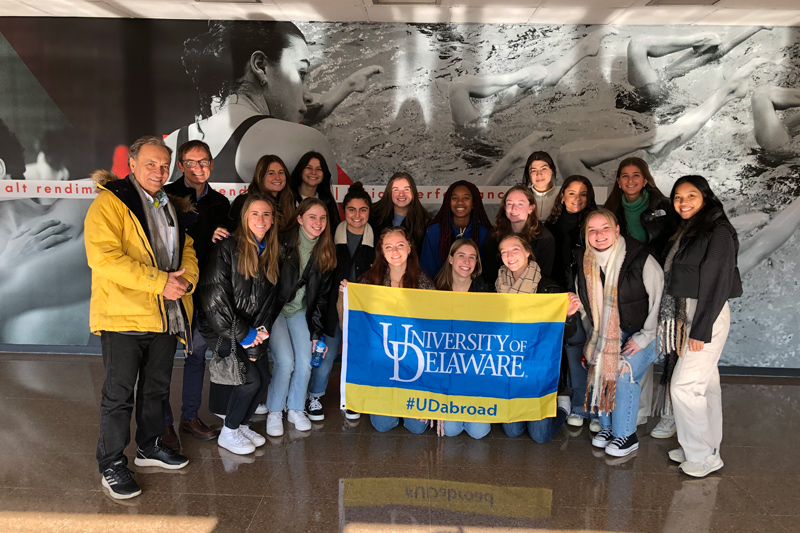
[[0, 18, 798, 367]]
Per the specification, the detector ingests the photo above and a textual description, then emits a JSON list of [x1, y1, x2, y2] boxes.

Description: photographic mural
[[0, 17, 798, 367]]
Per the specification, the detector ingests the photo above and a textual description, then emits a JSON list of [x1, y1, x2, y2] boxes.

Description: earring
[[260, 78, 266, 86]]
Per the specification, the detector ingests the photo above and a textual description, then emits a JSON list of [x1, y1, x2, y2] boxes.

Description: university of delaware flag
[[341, 284, 568, 423]]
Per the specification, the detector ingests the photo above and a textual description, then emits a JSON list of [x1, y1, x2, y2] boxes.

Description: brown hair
[[360, 227, 424, 288], [434, 238, 482, 291], [370, 172, 430, 246], [522, 151, 557, 191], [249, 154, 296, 230], [547, 174, 598, 224], [604, 157, 667, 214], [235, 193, 280, 284], [284, 197, 337, 273], [492, 185, 540, 242], [498, 233, 535, 266]]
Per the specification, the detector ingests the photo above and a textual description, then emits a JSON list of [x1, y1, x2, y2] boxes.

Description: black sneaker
[[344, 409, 361, 420], [307, 397, 324, 422], [591, 428, 614, 448], [605, 433, 639, 457], [101, 460, 141, 500], [134, 437, 189, 470]]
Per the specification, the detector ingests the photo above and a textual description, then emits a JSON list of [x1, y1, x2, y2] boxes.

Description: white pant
[[671, 300, 730, 463]]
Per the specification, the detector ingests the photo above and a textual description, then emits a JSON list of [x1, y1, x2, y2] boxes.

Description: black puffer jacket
[[615, 192, 676, 262], [275, 229, 334, 341], [196, 237, 278, 360], [325, 222, 376, 336]]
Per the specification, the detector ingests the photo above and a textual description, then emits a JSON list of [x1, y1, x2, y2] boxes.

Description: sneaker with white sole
[[101, 460, 141, 500], [679, 453, 724, 478], [288, 409, 311, 431], [307, 396, 324, 422], [650, 417, 677, 439], [589, 419, 603, 433], [605, 433, 639, 457], [254, 403, 268, 415], [217, 426, 255, 455], [133, 438, 189, 470], [238, 424, 266, 447], [566, 413, 584, 427], [266, 411, 284, 437], [668, 448, 686, 463], [557, 395, 571, 416], [591, 428, 614, 448], [344, 409, 361, 420]]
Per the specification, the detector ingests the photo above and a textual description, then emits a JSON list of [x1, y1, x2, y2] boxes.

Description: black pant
[[97, 331, 177, 472], [222, 339, 271, 430]]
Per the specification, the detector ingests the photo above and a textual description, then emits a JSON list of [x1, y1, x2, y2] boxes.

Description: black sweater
[[481, 227, 556, 291]]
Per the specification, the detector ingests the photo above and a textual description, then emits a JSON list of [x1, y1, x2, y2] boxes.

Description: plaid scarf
[[653, 228, 688, 416], [583, 237, 626, 415], [496, 262, 541, 294]]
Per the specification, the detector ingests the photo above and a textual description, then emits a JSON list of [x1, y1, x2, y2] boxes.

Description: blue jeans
[[267, 313, 313, 413], [370, 415, 428, 434], [598, 333, 659, 438], [565, 319, 591, 418], [308, 325, 343, 398], [165, 323, 208, 425], [443, 421, 491, 439], [501, 408, 567, 444]]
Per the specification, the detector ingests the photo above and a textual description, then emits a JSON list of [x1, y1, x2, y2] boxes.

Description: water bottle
[[311, 335, 326, 368]]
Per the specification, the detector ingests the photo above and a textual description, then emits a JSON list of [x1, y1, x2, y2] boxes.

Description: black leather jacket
[[195, 237, 278, 360], [275, 229, 334, 341]]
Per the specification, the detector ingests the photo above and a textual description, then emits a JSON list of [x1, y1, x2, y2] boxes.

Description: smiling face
[[504, 190, 535, 224], [177, 146, 214, 189], [673, 182, 705, 220], [262, 162, 287, 195], [129, 144, 171, 196], [586, 213, 620, 252], [498, 236, 530, 273], [382, 231, 411, 268], [261, 35, 311, 123], [450, 185, 473, 223], [247, 200, 273, 241], [563, 181, 589, 214], [449, 243, 478, 280], [391, 178, 413, 210], [528, 160, 554, 193], [297, 204, 327, 239], [617, 164, 647, 201], [301, 157, 323, 190], [344, 198, 369, 232]]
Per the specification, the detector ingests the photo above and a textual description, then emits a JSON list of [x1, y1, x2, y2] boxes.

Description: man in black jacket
[[163, 140, 231, 445]]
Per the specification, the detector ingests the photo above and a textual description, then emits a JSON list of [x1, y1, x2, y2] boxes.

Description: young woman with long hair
[[495, 234, 578, 443], [197, 193, 280, 455], [420, 180, 492, 278], [369, 172, 430, 252], [289, 151, 341, 229], [266, 197, 337, 437], [522, 151, 559, 221], [658, 175, 742, 478], [306, 182, 375, 423], [566, 209, 664, 458], [229, 154, 296, 232], [482, 185, 556, 288]]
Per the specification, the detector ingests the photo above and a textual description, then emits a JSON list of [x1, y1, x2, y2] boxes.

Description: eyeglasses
[[182, 160, 211, 168]]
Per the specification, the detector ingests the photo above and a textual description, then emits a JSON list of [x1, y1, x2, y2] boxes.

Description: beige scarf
[[495, 262, 542, 294]]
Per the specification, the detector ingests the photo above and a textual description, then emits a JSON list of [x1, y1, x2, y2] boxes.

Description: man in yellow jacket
[[84, 136, 199, 500]]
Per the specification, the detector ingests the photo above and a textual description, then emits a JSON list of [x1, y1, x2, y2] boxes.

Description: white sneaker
[[238, 424, 266, 447], [566, 413, 584, 427], [288, 409, 311, 431], [254, 404, 268, 415], [589, 419, 602, 433], [668, 448, 686, 463], [650, 417, 677, 439], [557, 395, 571, 416], [217, 426, 255, 455], [679, 453, 724, 478], [266, 411, 284, 437]]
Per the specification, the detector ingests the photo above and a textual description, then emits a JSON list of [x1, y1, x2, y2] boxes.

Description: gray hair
[[129, 135, 172, 161]]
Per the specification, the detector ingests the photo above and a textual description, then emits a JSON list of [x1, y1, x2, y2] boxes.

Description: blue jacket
[[419, 218, 490, 278]]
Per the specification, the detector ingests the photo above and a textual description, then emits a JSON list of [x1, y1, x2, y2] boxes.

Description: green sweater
[[622, 189, 649, 243], [281, 229, 318, 317]]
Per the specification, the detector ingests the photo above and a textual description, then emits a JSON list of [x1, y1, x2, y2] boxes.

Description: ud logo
[[381, 322, 424, 383]]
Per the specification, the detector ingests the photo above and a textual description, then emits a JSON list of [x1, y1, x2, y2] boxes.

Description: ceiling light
[[373, 0, 440, 5], [646, 0, 720, 5]]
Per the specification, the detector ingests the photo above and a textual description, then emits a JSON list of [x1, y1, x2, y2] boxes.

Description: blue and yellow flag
[[341, 284, 568, 423]]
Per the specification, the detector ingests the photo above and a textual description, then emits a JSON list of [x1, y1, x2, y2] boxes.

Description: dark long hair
[[290, 151, 336, 208], [492, 185, 541, 242], [547, 175, 598, 224], [604, 157, 668, 214], [183, 21, 307, 118], [670, 175, 736, 242], [370, 172, 430, 246], [249, 154, 296, 230], [360, 227, 424, 288], [427, 180, 492, 267], [235, 193, 280, 283], [522, 151, 557, 190]]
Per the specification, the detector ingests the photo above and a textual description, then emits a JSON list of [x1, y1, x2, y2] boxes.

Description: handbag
[[208, 317, 246, 386]]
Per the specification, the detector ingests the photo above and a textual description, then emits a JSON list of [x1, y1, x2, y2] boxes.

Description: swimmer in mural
[[625, 27, 766, 107], [165, 20, 382, 183], [751, 86, 800, 153], [449, 27, 617, 133]]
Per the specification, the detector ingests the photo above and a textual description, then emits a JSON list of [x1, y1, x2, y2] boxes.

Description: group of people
[[85, 135, 740, 501]]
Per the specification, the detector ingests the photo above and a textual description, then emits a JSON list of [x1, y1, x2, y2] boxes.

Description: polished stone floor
[[1, 352, 799, 533]]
